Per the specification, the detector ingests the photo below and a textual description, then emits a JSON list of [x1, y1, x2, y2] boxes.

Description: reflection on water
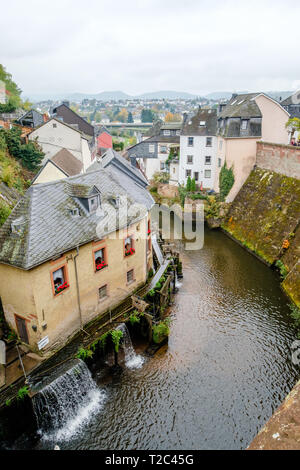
[[7, 227, 300, 450]]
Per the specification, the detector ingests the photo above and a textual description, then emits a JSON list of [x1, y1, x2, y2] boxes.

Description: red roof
[[97, 131, 112, 150]]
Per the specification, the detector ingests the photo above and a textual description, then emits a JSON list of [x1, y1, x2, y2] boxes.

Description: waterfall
[[31, 359, 105, 441], [116, 323, 144, 369], [175, 270, 182, 289]]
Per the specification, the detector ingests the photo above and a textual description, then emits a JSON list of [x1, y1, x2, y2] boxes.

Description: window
[[88, 196, 100, 213], [99, 284, 108, 300], [124, 236, 135, 257], [186, 169, 192, 178], [127, 269, 134, 283], [206, 137, 212, 147], [188, 137, 194, 147], [218, 158, 222, 168], [176, 130, 180, 135], [173, 167, 176, 174], [164, 130, 170, 136], [149, 144, 155, 153], [241, 119, 248, 130], [160, 145, 167, 153], [205, 170, 211, 178], [69, 208, 80, 216], [200, 121, 206, 126], [53, 123, 57, 128], [160, 161, 166, 170], [194, 172, 199, 181], [205, 156, 211, 165], [219, 140, 223, 150], [187, 155, 193, 164], [147, 219, 151, 236], [52, 266, 69, 296], [94, 248, 107, 272]]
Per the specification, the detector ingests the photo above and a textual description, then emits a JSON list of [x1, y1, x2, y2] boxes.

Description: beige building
[[32, 148, 84, 185], [215, 93, 290, 201], [0, 164, 154, 354]]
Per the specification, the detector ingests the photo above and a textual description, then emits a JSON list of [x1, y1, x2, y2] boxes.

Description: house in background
[[217, 93, 290, 201], [127, 121, 181, 181], [178, 109, 217, 189], [16, 109, 46, 128], [96, 126, 113, 156], [0, 166, 154, 353], [280, 91, 300, 119], [28, 118, 92, 171], [32, 148, 83, 185]]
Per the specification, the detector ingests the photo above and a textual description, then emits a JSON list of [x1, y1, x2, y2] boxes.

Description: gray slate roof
[[0, 166, 154, 270], [218, 93, 262, 119], [280, 91, 300, 106], [181, 109, 217, 136]]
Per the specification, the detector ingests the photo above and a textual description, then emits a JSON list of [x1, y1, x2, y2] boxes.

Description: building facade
[[178, 109, 217, 189], [0, 167, 154, 353], [28, 118, 92, 171], [216, 93, 290, 201]]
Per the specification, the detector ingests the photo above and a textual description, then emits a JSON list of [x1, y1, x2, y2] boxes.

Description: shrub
[[186, 176, 192, 191], [152, 320, 170, 344], [219, 162, 234, 201], [129, 310, 144, 325], [275, 260, 289, 280], [17, 386, 29, 400], [76, 347, 93, 361], [111, 329, 123, 353], [0, 201, 11, 226]]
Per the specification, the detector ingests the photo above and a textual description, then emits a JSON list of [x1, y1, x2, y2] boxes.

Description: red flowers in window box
[[147, 229, 151, 235], [125, 248, 135, 257], [55, 282, 69, 295], [96, 262, 108, 272]]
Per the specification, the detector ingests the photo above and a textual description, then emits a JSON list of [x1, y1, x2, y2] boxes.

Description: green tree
[[190, 178, 196, 192], [1, 127, 44, 171], [127, 112, 133, 123], [219, 161, 234, 201], [0, 64, 22, 111], [141, 109, 155, 122], [285, 117, 300, 142], [186, 176, 192, 191]]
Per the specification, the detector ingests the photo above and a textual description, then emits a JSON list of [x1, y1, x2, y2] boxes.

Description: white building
[[178, 109, 218, 190], [28, 118, 92, 172]]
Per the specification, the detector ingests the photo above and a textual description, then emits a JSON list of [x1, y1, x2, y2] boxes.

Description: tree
[[219, 161, 234, 201], [116, 108, 128, 123], [0, 64, 22, 111], [141, 109, 155, 122], [186, 176, 192, 191], [285, 117, 300, 142], [0, 127, 44, 171], [127, 112, 133, 123], [190, 178, 196, 192]]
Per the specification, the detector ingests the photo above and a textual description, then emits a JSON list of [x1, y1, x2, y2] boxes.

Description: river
[[4, 227, 300, 450]]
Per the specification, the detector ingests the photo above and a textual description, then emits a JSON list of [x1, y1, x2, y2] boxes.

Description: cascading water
[[31, 358, 105, 441], [116, 323, 144, 369]]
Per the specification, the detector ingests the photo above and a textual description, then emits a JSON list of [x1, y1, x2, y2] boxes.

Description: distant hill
[[24, 89, 294, 103]]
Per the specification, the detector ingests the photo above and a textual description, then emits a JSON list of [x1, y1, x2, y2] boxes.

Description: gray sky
[[1, 0, 299, 98]]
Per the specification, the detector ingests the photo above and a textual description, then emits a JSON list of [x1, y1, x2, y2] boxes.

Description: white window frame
[[163, 130, 171, 136], [149, 144, 155, 153], [187, 155, 193, 164], [204, 169, 211, 178], [205, 156, 211, 165]]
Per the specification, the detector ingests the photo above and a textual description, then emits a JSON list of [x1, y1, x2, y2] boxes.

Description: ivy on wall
[[219, 162, 234, 201]]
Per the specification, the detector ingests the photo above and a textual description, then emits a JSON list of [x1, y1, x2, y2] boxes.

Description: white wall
[[29, 119, 91, 170], [179, 135, 218, 189]]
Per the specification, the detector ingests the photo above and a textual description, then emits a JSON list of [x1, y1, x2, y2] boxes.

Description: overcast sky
[[1, 0, 299, 98]]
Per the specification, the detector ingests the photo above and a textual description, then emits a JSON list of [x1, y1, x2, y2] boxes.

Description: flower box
[[55, 282, 69, 295], [147, 230, 151, 235], [125, 248, 135, 257], [96, 262, 108, 272]]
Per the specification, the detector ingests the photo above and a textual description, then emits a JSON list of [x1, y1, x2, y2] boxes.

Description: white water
[[32, 359, 105, 441], [116, 323, 145, 369]]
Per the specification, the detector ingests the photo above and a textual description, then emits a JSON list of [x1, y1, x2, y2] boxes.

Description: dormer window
[[200, 121, 206, 126], [69, 208, 80, 216], [88, 195, 100, 213]]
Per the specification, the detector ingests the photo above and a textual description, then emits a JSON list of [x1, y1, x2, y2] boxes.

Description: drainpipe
[[73, 246, 83, 331]]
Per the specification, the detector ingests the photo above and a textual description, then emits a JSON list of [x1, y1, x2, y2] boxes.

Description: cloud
[[1, 0, 299, 97]]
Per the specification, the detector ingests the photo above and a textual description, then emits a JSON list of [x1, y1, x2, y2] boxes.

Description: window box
[[96, 262, 108, 272], [125, 248, 136, 257], [55, 281, 70, 295], [147, 229, 151, 235]]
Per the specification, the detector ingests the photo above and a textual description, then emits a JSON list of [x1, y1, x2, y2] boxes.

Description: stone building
[[0, 165, 154, 353]]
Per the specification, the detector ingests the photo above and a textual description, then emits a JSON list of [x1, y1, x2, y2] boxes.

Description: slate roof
[[51, 148, 83, 176], [181, 109, 217, 136], [160, 122, 182, 130], [16, 109, 45, 128], [280, 91, 300, 106], [0, 167, 154, 270], [101, 148, 149, 186], [218, 93, 262, 119]]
